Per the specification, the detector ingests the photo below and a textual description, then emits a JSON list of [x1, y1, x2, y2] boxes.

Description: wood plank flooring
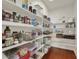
[[42, 47, 76, 59]]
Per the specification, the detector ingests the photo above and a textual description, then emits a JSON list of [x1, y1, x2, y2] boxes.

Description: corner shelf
[[2, 1, 53, 59], [2, 21, 34, 27]]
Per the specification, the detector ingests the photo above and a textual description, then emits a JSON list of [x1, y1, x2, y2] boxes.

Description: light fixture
[[49, 0, 54, 2]]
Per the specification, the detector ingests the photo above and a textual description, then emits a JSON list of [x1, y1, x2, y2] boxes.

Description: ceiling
[[42, 0, 76, 11]]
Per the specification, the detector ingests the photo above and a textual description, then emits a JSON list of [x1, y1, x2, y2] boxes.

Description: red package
[[16, 49, 31, 59], [20, 51, 30, 59]]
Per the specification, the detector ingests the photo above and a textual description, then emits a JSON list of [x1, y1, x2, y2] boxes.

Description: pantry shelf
[[2, 35, 50, 52], [2, 21, 34, 27], [33, 34, 53, 41], [2, 41, 31, 52], [2, 0, 43, 22], [52, 22, 75, 25]]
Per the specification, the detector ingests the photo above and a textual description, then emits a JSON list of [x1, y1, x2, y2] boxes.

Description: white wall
[[48, 3, 76, 23], [49, 5, 75, 16]]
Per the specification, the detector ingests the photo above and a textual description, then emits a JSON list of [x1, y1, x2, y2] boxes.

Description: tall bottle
[[4, 26, 11, 38]]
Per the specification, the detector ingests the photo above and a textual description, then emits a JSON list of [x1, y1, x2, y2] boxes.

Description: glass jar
[[5, 37, 14, 47]]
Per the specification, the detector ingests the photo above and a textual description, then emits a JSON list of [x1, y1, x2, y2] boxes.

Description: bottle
[[13, 12, 16, 22], [29, 6, 32, 12], [33, 9, 36, 14], [24, 16, 28, 24], [4, 26, 11, 38]]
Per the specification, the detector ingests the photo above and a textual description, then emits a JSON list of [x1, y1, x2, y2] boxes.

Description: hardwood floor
[[42, 47, 76, 59]]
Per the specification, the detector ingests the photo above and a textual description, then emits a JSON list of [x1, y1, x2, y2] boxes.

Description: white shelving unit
[[2, 0, 53, 59]]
